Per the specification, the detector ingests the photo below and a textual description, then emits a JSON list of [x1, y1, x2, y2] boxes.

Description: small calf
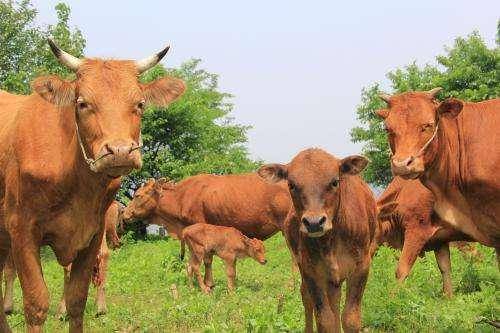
[[182, 224, 267, 293]]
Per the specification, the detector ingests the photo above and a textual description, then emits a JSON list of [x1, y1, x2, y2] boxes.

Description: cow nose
[[103, 140, 137, 158], [301, 215, 327, 232], [392, 156, 415, 168]]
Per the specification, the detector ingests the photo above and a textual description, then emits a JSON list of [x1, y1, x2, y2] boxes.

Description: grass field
[[5, 234, 499, 332]]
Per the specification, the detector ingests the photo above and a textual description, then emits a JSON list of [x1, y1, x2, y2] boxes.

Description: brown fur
[[2, 200, 122, 317], [378, 91, 500, 249], [182, 224, 266, 293], [377, 177, 474, 297], [259, 148, 377, 333], [122, 173, 291, 258], [0, 50, 184, 332]]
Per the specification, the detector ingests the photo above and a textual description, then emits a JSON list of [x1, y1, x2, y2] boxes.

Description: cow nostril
[[301, 217, 310, 226], [319, 216, 326, 225], [406, 157, 414, 167], [104, 143, 114, 155]]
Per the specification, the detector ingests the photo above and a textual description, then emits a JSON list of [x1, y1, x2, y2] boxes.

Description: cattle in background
[[259, 148, 377, 333], [182, 224, 266, 293], [377, 89, 500, 253], [2, 201, 123, 316], [122, 173, 291, 260], [0, 40, 185, 332], [377, 177, 475, 297]]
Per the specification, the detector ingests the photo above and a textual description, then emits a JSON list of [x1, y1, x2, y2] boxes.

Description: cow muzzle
[[300, 214, 332, 238], [391, 156, 424, 179], [92, 139, 143, 177]]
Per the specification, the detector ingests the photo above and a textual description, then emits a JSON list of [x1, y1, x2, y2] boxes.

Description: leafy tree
[[0, 1, 84, 93], [120, 59, 259, 200], [351, 29, 500, 187]]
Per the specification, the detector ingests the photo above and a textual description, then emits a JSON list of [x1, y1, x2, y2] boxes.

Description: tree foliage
[[351, 29, 500, 187], [120, 59, 259, 199], [0, 1, 84, 93]]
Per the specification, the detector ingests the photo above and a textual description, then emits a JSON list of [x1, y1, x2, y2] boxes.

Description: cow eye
[[384, 125, 393, 134], [288, 181, 296, 191], [330, 179, 339, 189], [136, 100, 146, 114], [76, 97, 89, 111], [421, 123, 434, 132]]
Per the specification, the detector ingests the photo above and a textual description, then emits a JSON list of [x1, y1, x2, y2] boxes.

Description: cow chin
[[93, 153, 143, 177]]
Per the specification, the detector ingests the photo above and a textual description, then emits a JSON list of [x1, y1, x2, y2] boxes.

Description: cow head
[[244, 238, 267, 265], [376, 88, 463, 179], [122, 178, 173, 221], [32, 40, 185, 177], [258, 148, 368, 238]]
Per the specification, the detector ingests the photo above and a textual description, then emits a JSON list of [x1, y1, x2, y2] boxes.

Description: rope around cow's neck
[[74, 112, 143, 173]]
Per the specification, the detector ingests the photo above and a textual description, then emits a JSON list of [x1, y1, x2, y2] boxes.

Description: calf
[[182, 224, 267, 293], [377, 177, 474, 297], [259, 148, 377, 333]]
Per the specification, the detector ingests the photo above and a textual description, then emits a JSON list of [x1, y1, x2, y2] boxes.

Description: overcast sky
[[32, 0, 499, 163]]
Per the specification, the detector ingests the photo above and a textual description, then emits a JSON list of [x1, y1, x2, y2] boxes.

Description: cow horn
[[47, 39, 82, 71], [378, 93, 392, 104], [135, 45, 170, 74], [427, 87, 443, 99]]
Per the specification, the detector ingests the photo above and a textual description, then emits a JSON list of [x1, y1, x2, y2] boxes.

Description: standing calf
[[182, 224, 267, 294], [259, 148, 377, 333]]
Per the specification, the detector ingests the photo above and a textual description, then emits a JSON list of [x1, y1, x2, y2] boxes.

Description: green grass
[[6, 235, 499, 332]]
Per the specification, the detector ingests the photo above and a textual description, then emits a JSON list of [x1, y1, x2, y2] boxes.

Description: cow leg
[[303, 275, 335, 333], [342, 267, 369, 333], [189, 252, 209, 293], [179, 239, 186, 261], [3, 254, 16, 315], [396, 228, 432, 282], [56, 265, 71, 319], [95, 239, 109, 316], [203, 253, 215, 289], [495, 247, 500, 270], [0, 249, 12, 333], [224, 258, 237, 292], [10, 235, 48, 333], [300, 281, 314, 333], [326, 282, 342, 332], [434, 243, 453, 298], [65, 233, 102, 333]]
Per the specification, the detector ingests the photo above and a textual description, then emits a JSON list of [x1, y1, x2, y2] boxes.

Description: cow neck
[[423, 116, 462, 193], [155, 188, 181, 223]]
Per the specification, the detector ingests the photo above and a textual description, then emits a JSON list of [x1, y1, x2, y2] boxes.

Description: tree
[[351, 29, 500, 187], [0, 1, 84, 93], [119, 59, 259, 200]]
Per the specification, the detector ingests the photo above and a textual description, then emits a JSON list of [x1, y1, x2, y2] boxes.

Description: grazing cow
[[0, 40, 185, 332], [377, 177, 474, 297], [182, 224, 267, 293], [259, 148, 377, 333], [377, 89, 500, 252], [122, 173, 290, 262], [2, 200, 123, 316]]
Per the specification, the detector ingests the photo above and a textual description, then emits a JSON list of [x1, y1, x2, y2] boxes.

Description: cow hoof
[[4, 308, 12, 315], [96, 309, 107, 317]]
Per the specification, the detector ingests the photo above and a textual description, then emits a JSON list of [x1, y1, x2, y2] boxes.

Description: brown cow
[[122, 173, 290, 263], [377, 89, 500, 253], [2, 200, 123, 316], [259, 148, 377, 333], [377, 177, 474, 297], [182, 223, 266, 293], [0, 40, 185, 332]]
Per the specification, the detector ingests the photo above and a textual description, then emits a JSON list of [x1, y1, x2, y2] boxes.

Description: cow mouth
[[304, 230, 327, 238], [397, 171, 422, 180]]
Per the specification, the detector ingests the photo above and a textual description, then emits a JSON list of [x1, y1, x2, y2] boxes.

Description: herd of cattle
[[0, 40, 497, 332]]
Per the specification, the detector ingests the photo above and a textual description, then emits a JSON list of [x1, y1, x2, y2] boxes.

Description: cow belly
[[434, 199, 497, 247]]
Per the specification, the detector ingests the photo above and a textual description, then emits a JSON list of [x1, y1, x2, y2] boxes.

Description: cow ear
[[340, 155, 369, 175], [142, 76, 186, 107], [376, 109, 389, 119], [32, 75, 76, 106], [437, 98, 463, 118], [258, 164, 288, 183], [377, 202, 398, 221]]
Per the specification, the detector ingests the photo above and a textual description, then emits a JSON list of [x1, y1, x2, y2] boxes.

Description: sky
[[32, 0, 499, 163]]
